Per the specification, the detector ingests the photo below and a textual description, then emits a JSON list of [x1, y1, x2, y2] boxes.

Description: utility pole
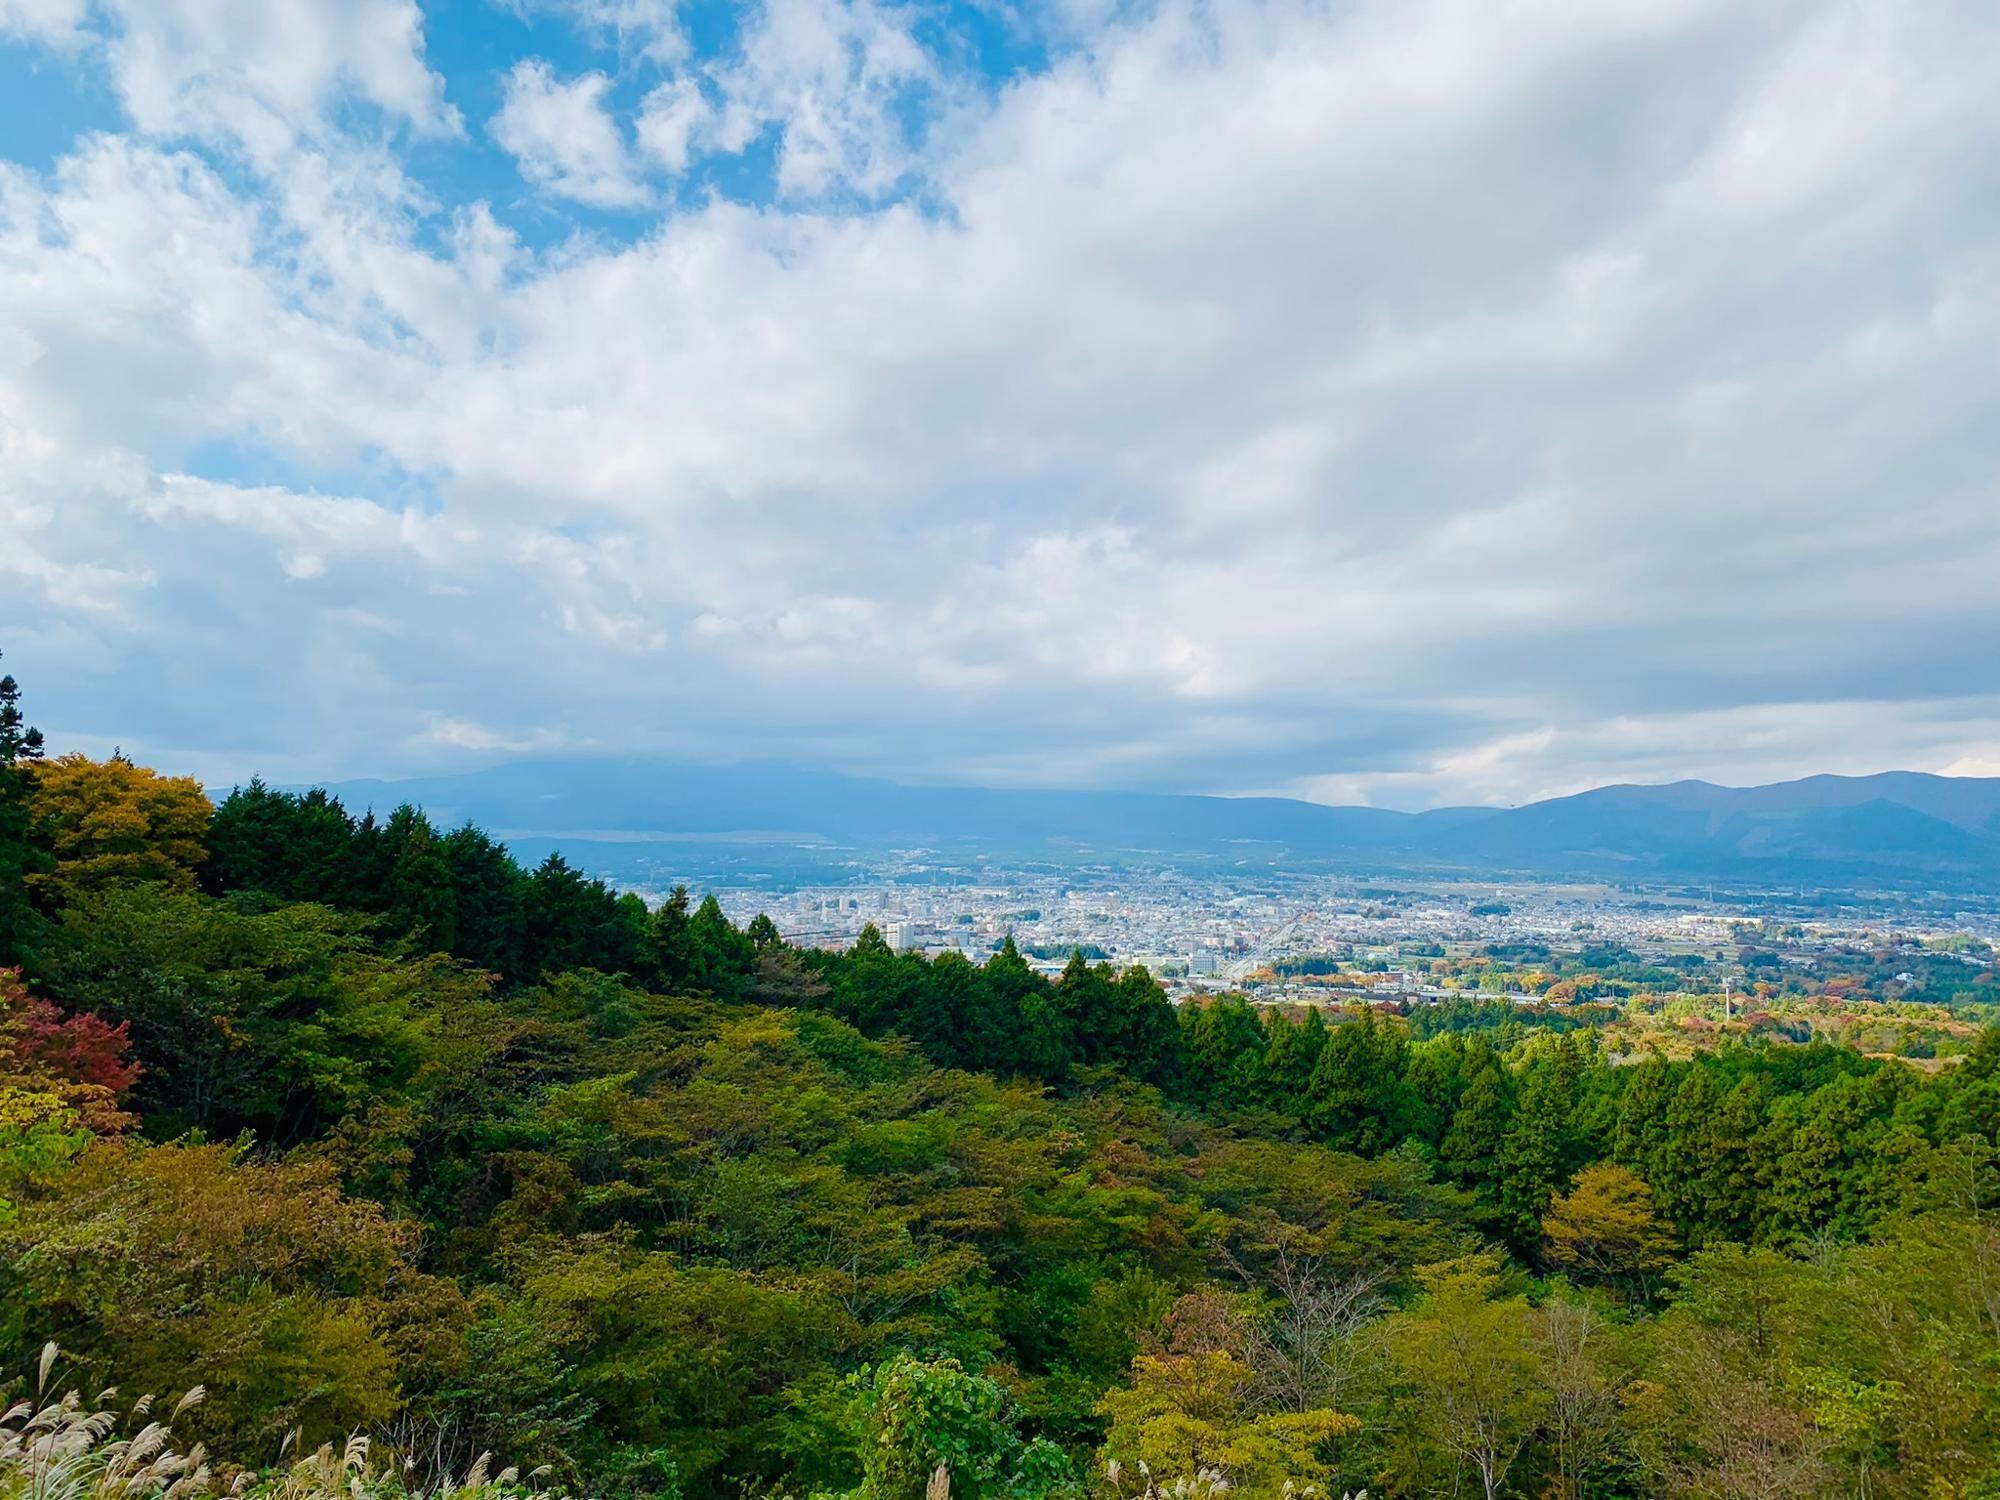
[[1721, 974, 1734, 1023]]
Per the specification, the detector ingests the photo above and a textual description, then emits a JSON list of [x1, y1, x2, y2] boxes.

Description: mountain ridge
[[295, 761, 2000, 887]]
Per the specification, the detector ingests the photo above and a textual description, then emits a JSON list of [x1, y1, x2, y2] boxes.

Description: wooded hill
[[2, 661, 1998, 1500]]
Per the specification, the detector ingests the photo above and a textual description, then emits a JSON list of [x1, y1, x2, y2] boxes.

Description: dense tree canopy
[[1, 661, 1997, 1500]]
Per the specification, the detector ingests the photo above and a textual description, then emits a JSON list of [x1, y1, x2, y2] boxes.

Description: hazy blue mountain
[[305, 762, 2000, 886], [1428, 778, 2000, 878]]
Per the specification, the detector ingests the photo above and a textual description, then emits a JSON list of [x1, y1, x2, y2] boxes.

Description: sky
[[1, 0, 1997, 811]]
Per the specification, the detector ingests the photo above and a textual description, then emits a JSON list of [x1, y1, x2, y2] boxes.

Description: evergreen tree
[[385, 808, 457, 953], [1611, 1054, 1675, 1179], [1701, 1077, 1767, 1243], [439, 823, 528, 978], [647, 885, 697, 990], [0, 653, 48, 964], [1439, 1060, 1512, 1205], [206, 782, 361, 905], [1013, 983, 1074, 1084], [1656, 1068, 1722, 1240], [1402, 1032, 1468, 1146], [1185, 996, 1268, 1106], [522, 852, 643, 977], [1054, 952, 1119, 1066], [985, 936, 1072, 1080], [690, 894, 756, 997], [1259, 1004, 1327, 1116], [0, 660, 46, 765], [347, 809, 395, 913], [1305, 1006, 1417, 1153], [1494, 1045, 1584, 1252], [1112, 963, 1185, 1090]]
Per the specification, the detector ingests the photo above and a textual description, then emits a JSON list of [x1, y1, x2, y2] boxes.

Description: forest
[[2, 659, 1998, 1500]]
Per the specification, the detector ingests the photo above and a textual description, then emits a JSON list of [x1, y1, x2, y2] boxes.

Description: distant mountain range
[[301, 761, 2000, 889]]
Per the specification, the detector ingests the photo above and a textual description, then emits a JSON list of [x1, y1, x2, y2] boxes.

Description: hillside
[[0, 693, 1996, 1500]]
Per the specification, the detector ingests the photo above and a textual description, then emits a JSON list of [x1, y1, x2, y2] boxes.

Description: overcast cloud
[[1, 0, 1997, 808]]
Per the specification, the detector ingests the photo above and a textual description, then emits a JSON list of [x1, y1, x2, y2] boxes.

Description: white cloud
[[510, 0, 689, 64], [99, 0, 458, 155], [636, 76, 713, 174], [707, 0, 938, 197], [0, 0, 86, 44], [1292, 700, 2000, 811], [419, 713, 574, 754], [4, 0, 2000, 802], [491, 59, 651, 209], [135, 474, 466, 573]]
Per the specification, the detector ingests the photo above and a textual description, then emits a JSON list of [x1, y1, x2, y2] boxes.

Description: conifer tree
[[385, 809, 457, 952], [1260, 1004, 1327, 1114], [1112, 963, 1184, 1089], [0, 652, 47, 964], [1439, 1061, 1512, 1204], [647, 884, 697, 989], [1656, 1068, 1722, 1239], [1306, 1006, 1417, 1153], [0, 659, 45, 765], [690, 893, 756, 996]]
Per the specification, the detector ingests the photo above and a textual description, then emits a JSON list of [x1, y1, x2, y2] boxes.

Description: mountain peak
[[299, 759, 2000, 888]]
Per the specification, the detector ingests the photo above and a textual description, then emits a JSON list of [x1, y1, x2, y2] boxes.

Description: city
[[686, 859, 2000, 1008]]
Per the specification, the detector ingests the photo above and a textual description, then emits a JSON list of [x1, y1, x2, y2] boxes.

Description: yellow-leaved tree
[[1541, 1162, 1675, 1298], [1099, 1292, 1357, 1500], [26, 753, 210, 901]]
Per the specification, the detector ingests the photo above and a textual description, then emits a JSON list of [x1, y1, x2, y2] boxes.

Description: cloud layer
[[2, 0, 1998, 806]]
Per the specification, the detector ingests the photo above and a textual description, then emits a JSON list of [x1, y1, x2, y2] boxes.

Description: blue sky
[[2, 0, 1998, 808]]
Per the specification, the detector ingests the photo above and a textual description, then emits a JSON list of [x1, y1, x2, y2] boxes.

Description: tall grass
[[0, 1344, 219, 1500], [3, 1348, 546, 1500]]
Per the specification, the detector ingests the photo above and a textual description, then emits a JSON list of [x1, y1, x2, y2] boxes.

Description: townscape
[[704, 867, 2000, 1024]]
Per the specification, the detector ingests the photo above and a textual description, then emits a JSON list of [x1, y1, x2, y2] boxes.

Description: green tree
[[204, 781, 360, 905], [0, 657, 48, 966], [647, 885, 698, 991], [1305, 1008, 1416, 1154], [523, 853, 645, 978], [3, 1140, 467, 1454], [0, 660, 45, 765], [1610, 1054, 1674, 1179], [440, 822, 529, 977], [1438, 1061, 1510, 1206], [385, 806, 457, 952], [1495, 1052, 1578, 1252], [1654, 1066, 1721, 1239], [690, 895, 755, 997], [1055, 952, 1119, 1067], [1387, 1255, 1545, 1500], [1185, 997, 1270, 1107], [1111, 964, 1185, 1090], [1259, 1006, 1327, 1115], [854, 1355, 1063, 1500], [1402, 1033, 1467, 1146], [33, 885, 481, 1141]]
